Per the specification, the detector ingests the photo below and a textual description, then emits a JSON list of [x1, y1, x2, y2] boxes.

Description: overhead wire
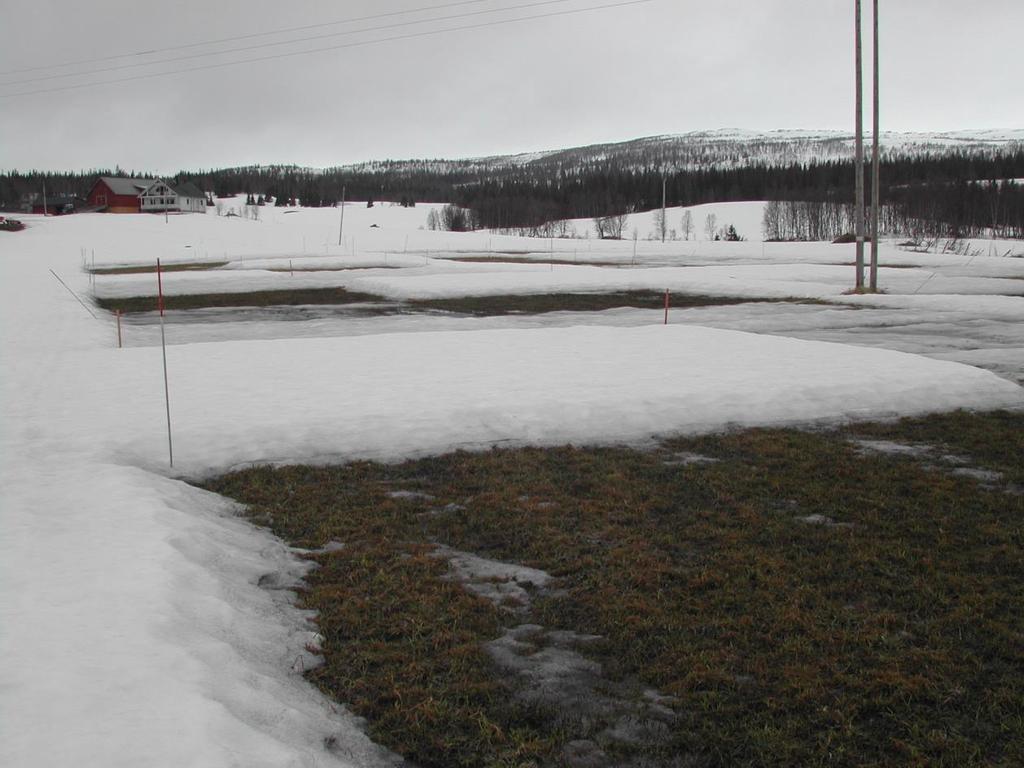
[[0, 0, 656, 99], [2, 0, 580, 87], [0, 0, 496, 76]]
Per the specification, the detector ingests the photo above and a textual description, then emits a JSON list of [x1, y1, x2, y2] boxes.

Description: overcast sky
[[1, 0, 1021, 173]]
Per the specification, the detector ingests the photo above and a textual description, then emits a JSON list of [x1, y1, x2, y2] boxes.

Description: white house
[[139, 179, 207, 213]]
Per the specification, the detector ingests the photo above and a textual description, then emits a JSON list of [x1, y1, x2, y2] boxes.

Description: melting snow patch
[[386, 490, 436, 501], [797, 514, 853, 529], [433, 545, 680, 759], [487, 624, 677, 755], [418, 502, 466, 519], [662, 451, 721, 466], [850, 438, 1015, 490], [433, 545, 553, 611], [850, 439, 936, 457], [949, 467, 1004, 484]]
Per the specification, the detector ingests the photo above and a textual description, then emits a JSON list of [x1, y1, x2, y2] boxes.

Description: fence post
[[664, 289, 670, 325]]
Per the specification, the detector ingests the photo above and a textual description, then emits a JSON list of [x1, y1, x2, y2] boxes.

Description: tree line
[[762, 179, 1024, 242], [2, 148, 1021, 239]]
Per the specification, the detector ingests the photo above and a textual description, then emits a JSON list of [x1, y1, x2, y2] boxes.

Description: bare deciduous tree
[[681, 210, 693, 240], [704, 213, 718, 241], [594, 213, 628, 240], [651, 207, 666, 240]]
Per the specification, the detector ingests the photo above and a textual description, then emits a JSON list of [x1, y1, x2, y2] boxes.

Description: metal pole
[[337, 185, 346, 246], [43, 180, 48, 216], [48, 269, 97, 319], [869, 0, 880, 292], [157, 259, 174, 468], [661, 177, 667, 243], [854, 0, 865, 290], [664, 289, 670, 325]]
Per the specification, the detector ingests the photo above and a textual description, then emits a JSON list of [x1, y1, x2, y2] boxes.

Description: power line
[[1, 0, 579, 88], [0, 0, 495, 76], [0, 0, 656, 99]]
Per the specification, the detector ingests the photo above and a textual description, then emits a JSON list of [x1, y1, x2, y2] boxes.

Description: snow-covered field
[[2, 199, 1023, 767]]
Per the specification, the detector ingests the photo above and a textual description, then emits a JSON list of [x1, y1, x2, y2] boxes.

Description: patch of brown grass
[[204, 411, 1024, 767]]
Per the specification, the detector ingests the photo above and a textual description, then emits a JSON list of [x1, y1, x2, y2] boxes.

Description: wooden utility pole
[[869, 0, 880, 291], [854, 0, 865, 290], [337, 185, 347, 247]]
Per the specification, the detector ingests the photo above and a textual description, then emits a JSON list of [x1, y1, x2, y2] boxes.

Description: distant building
[[86, 177, 207, 214], [22, 193, 86, 215]]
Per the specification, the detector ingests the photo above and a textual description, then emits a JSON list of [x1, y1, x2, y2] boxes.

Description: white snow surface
[[2, 200, 1023, 767]]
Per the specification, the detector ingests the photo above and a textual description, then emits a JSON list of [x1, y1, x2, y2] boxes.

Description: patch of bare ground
[[95, 287, 388, 313], [203, 410, 1024, 767], [88, 261, 228, 275]]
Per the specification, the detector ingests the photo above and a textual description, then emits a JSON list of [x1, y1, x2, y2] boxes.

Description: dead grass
[[96, 288, 823, 318], [95, 287, 388, 313], [88, 261, 228, 275], [440, 255, 627, 267], [264, 265, 405, 272], [205, 410, 1024, 767], [410, 291, 771, 316]]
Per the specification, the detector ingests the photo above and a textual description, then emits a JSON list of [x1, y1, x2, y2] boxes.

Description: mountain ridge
[[242, 128, 1023, 178]]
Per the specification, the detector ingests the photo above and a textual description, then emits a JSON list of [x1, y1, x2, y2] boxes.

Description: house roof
[[93, 176, 206, 200], [170, 181, 206, 199], [96, 177, 158, 196], [35, 195, 81, 206]]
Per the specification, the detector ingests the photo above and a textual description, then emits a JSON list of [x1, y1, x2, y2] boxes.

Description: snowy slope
[[2, 203, 1023, 768], [328, 128, 1024, 176]]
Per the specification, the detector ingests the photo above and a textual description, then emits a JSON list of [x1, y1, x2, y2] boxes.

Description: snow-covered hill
[[329, 128, 1023, 177]]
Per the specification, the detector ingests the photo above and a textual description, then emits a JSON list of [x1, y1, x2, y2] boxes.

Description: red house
[[86, 177, 158, 213], [86, 176, 208, 214]]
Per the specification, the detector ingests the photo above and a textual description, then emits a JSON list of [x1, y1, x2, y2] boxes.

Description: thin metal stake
[[48, 269, 97, 318], [157, 259, 174, 468]]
